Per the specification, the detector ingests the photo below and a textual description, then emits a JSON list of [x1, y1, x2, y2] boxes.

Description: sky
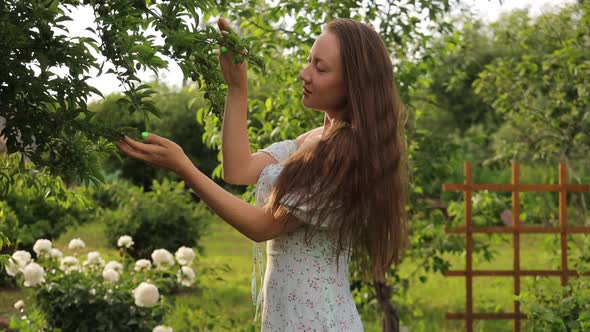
[[55, 0, 575, 102], [461, 0, 573, 22]]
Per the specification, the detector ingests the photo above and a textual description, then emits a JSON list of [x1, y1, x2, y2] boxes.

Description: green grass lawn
[[0, 216, 570, 331]]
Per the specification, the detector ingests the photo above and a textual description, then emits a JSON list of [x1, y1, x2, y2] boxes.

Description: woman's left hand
[[115, 133, 192, 175]]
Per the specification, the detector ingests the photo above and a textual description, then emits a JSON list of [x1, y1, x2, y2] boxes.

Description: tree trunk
[[374, 279, 400, 332]]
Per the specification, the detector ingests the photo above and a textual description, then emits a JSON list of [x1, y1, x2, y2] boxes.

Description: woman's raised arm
[[217, 18, 254, 184]]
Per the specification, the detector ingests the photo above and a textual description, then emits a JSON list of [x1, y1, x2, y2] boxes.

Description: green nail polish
[[142, 132, 149, 138], [221, 47, 227, 54]]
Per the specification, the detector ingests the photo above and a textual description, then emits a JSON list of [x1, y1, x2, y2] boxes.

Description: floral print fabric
[[253, 139, 364, 331]]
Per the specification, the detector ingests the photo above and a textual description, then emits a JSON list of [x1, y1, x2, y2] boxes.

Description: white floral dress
[[252, 139, 364, 332]]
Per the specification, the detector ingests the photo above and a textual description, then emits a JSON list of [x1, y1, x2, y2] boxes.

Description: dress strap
[[251, 183, 265, 322], [252, 241, 264, 321]]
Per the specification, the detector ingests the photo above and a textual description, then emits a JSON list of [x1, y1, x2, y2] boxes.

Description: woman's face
[[299, 31, 348, 117]]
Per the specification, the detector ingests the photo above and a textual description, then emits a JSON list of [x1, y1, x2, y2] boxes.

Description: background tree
[[474, 3, 590, 164]]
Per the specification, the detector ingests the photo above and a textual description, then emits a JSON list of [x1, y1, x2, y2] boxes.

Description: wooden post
[[559, 163, 568, 286], [465, 162, 473, 332], [512, 163, 521, 332]]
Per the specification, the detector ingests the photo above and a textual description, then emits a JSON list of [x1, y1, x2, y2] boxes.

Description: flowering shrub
[[4, 236, 197, 332]]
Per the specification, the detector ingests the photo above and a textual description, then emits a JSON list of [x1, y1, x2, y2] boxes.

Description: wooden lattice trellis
[[442, 162, 590, 332]]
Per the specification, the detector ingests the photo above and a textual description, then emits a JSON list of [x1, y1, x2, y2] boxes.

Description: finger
[[116, 140, 149, 162], [219, 47, 230, 63], [220, 45, 229, 58], [217, 17, 231, 32], [140, 132, 170, 148], [123, 135, 162, 154], [117, 141, 164, 170]]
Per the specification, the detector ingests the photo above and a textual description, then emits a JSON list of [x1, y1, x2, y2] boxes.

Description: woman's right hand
[[217, 17, 247, 89]]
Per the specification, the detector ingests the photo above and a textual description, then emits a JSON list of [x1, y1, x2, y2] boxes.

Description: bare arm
[[224, 125, 324, 186], [220, 85, 326, 185], [220, 86, 253, 184], [216, 17, 256, 184], [179, 162, 304, 242], [115, 133, 304, 242]]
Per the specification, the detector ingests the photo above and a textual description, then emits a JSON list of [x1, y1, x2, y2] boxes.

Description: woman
[[116, 17, 408, 331]]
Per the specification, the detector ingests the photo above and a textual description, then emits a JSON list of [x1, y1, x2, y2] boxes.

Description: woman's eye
[[306, 58, 323, 72]]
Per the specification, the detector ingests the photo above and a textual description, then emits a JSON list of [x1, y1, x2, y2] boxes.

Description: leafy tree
[[89, 83, 220, 190], [0, 0, 264, 184], [474, 3, 590, 163], [410, 19, 504, 134]]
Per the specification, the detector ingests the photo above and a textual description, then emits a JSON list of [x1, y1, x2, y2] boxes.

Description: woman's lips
[[303, 87, 312, 95]]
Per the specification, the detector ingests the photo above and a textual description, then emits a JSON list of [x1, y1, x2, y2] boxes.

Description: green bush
[[85, 178, 143, 211], [520, 192, 559, 226], [519, 277, 590, 331], [0, 153, 95, 250], [448, 190, 511, 227], [101, 178, 209, 259], [519, 237, 590, 331]]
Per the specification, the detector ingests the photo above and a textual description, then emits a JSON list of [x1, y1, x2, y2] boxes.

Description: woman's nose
[[299, 67, 310, 84]]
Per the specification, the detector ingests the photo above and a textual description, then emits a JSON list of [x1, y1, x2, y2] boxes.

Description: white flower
[[23, 262, 45, 287], [14, 300, 25, 311], [104, 261, 123, 273], [68, 238, 85, 250], [60, 256, 81, 274], [134, 259, 152, 272], [33, 239, 52, 258], [50, 248, 63, 259], [176, 266, 196, 287], [5, 258, 20, 277], [11, 251, 32, 268], [153, 326, 173, 332], [151, 249, 174, 270], [133, 282, 159, 307], [174, 246, 195, 266], [117, 235, 134, 248], [102, 269, 120, 283], [86, 251, 102, 263], [83, 251, 105, 271]]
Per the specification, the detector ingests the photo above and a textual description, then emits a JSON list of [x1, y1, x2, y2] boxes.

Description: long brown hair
[[268, 18, 408, 282]]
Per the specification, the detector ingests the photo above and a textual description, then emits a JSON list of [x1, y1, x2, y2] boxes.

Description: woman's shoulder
[[260, 139, 298, 163], [295, 126, 324, 148], [260, 126, 323, 163], [295, 126, 324, 152]]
